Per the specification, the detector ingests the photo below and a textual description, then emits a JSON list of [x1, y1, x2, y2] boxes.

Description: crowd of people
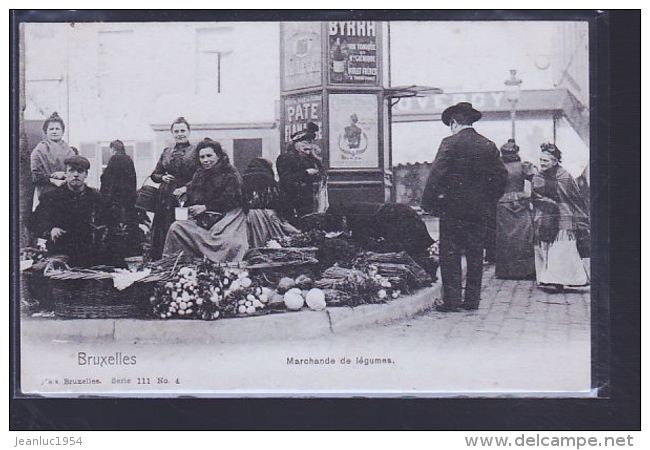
[[422, 102, 590, 312], [27, 105, 590, 310], [27, 113, 326, 269]]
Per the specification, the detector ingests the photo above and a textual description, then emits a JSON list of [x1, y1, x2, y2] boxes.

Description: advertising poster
[[329, 93, 378, 168], [281, 22, 322, 91], [328, 21, 379, 85], [283, 94, 323, 153]]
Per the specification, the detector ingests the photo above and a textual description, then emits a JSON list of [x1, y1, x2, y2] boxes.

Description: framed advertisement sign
[[327, 21, 379, 85], [281, 22, 322, 91], [328, 93, 379, 168], [282, 93, 323, 147]]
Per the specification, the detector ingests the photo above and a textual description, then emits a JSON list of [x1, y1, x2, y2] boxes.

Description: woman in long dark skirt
[[100, 139, 140, 265], [149, 117, 198, 260], [494, 139, 537, 279]]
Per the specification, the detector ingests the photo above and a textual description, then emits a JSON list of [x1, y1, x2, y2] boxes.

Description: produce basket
[[244, 247, 319, 284], [44, 260, 155, 319]]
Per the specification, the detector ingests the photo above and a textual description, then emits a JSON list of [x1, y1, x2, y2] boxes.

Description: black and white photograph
[[15, 15, 596, 397]]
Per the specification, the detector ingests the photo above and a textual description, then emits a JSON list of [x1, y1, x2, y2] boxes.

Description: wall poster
[[328, 21, 379, 85], [328, 93, 379, 168], [281, 22, 322, 91], [282, 94, 323, 151]]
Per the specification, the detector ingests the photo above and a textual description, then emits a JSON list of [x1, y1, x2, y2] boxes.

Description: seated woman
[[242, 157, 298, 247], [163, 138, 248, 263]]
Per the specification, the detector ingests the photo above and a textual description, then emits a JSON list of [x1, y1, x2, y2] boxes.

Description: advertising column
[[326, 21, 389, 205], [280, 21, 391, 208]]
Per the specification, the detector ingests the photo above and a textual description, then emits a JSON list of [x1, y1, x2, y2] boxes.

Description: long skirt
[[534, 231, 589, 286], [495, 200, 535, 279], [163, 208, 249, 263], [246, 209, 298, 248]]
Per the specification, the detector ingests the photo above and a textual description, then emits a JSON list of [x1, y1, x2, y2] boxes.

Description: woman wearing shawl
[[532, 143, 590, 289], [149, 117, 199, 260], [99, 139, 140, 265], [242, 158, 299, 247], [163, 138, 248, 263], [494, 139, 536, 279], [30, 112, 77, 210]]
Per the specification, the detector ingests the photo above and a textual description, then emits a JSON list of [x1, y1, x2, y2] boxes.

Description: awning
[[392, 88, 569, 123]]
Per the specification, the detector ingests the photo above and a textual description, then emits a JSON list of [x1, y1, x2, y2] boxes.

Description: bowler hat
[[441, 102, 482, 126], [64, 155, 91, 171]]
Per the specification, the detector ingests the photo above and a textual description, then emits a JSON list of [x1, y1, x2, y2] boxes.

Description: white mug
[[175, 207, 189, 221]]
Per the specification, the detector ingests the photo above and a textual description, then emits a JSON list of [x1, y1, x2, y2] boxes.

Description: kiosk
[[280, 21, 392, 206]]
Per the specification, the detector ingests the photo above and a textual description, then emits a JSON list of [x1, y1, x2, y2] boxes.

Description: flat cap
[[64, 155, 91, 171]]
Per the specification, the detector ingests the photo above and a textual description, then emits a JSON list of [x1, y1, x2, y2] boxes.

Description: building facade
[[24, 22, 281, 189], [23, 20, 590, 194]]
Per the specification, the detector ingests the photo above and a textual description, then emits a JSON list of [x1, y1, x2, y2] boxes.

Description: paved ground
[[409, 264, 591, 346], [20, 265, 592, 396]]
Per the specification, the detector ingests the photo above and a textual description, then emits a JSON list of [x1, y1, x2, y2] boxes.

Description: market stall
[[21, 229, 438, 321]]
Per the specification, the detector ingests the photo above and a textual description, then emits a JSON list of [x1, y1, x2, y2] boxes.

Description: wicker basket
[[247, 258, 320, 285], [45, 261, 153, 319]]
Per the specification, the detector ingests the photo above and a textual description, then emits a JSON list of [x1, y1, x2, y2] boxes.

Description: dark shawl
[[186, 154, 243, 214], [532, 165, 589, 245], [242, 158, 280, 210]]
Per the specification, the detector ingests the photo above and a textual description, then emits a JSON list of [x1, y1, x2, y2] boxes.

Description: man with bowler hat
[[422, 102, 507, 311]]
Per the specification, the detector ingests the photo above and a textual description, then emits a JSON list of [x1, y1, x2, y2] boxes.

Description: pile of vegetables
[[148, 235, 438, 320], [314, 265, 401, 307], [151, 260, 329, 320], [151, 259, 268, 320]]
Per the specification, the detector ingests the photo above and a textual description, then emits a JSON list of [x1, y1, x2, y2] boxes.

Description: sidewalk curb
[[22, 283, 441, 345]]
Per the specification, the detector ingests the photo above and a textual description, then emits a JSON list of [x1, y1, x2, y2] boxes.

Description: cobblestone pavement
[[385, 264, 591, 347]]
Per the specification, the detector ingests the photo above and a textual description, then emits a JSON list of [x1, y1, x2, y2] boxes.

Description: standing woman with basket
[[30, 112, 77, 210], [148, 117, 198, 260]]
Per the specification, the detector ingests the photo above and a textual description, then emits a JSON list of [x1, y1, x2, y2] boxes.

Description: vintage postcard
[[15, 16, 595, 397]]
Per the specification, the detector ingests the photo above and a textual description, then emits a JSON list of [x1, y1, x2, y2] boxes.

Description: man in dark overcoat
[[31, 155, 104, 267], [422, 103, 507, 311]]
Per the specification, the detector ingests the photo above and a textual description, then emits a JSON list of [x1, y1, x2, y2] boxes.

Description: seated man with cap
[[31, 155, 105, 267]]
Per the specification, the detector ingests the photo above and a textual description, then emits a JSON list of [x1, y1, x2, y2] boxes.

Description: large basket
[[243, 247, 319, 283], [45, 261, 153, 319]]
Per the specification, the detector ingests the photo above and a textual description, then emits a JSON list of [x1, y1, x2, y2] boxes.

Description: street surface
[[21, 266, 591, 396]]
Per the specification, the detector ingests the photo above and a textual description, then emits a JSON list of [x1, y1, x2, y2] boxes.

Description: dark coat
[[100, 152, 141, 263], [422, 128, 507, 220], [276, 148, 322, 221], [149, 142, 198, 260], [186, 156, 243, 214], [100, 152, 137, 225], [31, 185, 103, 267]]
